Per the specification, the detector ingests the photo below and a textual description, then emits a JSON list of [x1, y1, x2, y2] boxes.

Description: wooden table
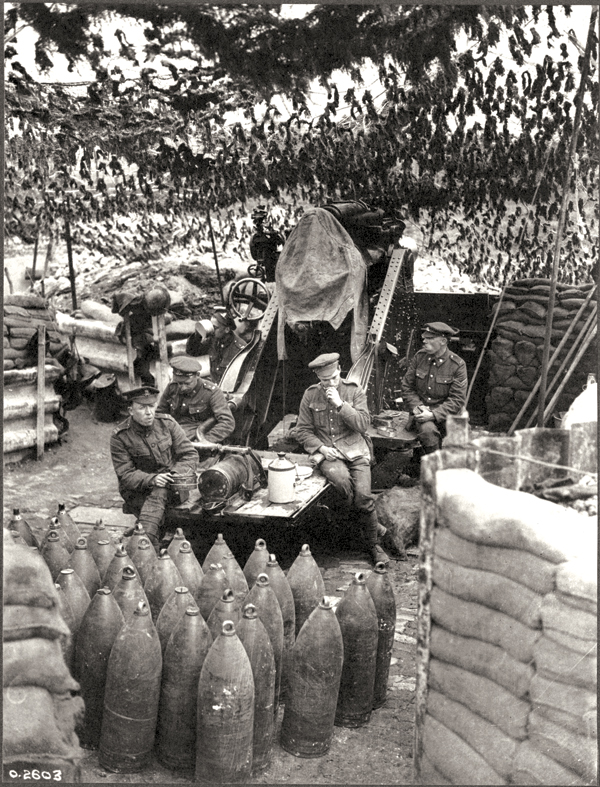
[[168, 451, 330, 528]]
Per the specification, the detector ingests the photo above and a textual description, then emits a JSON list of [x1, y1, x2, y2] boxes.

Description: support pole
[[65, 198, 78, 312], [30, 229, 39, 291], [537, 8, 597, 426], [207, 210, 226, 307], [152, 313, 169, 395], [36, 324, 46, 460], [124, 317, 136, 386]]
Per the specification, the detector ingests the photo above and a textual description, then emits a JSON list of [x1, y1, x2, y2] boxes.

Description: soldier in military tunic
[[156, 356, 235, 443], [292, 353, 401, 566], [401, 322, 468, 453], [185, 308, 247, 383], [110, 387, 199, 549]]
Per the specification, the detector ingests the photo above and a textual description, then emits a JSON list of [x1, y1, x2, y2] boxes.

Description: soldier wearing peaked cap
[[156, 355, 235, 443], [110, 386, 199, 549], [292, 353, 402, 566], [401, 322, 468, 454], [185, 308, 247, 383]]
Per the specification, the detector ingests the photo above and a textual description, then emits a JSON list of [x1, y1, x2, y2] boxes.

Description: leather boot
[[362, 511, 389, 566]]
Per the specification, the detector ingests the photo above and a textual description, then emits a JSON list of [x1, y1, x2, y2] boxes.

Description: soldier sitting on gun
[[156, 356, 235, 443], [185, 308, 247, 384], [401, 322, 468, 454], [291, 353, 402, 566], [110, 387, 199, 550]]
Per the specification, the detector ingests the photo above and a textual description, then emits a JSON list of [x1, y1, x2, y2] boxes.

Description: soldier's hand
[[414, 407, 434, 423], [325, 387, 343, 408], [154, 472, 174, 488], [320, 445, 341, 461]]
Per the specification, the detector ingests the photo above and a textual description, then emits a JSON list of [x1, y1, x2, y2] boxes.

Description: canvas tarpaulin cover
[[276, 208, 368, 361]]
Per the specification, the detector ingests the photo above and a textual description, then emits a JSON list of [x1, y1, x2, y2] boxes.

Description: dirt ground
[[3, 403, 420, 785]]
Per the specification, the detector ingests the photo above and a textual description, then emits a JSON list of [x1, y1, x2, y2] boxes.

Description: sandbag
[[533, 634, 596, 689], [4, 359, 16, 370], [431, 587, 540, 663], [541, 593, 596, 641], [420, 753, 451, 785], [3, 541, 59, 608], [435, 469, 593, 564], [556, 589, 596, 616], [4, 294, 49, 308], [433, 555, 542, 629], [3, 604, 70, 641], [3, 347, 28, 359], [422, 713, 506, 785], [165, 318, 197, 339], [429, 658, 529, 740], [511, 740, 588, 786], [544, 626, 597, 655], [433, 528, 556, 595], [430, 625, 534, 699], [52, 692, 85, 746], [530, 674, 597, 735], [3, 686, 80, 758], [3, 639, 79, 694], [535, 699, 597, 740], [427, 689, 518, 779], [528, 711, 597, 782]]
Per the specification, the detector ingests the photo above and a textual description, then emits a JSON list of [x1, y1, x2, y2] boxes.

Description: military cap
[[212, 308, 236, 330], [422, 322, 459, 338], [123, 386, 159, 404], [308, 352, 341, 376], [170, 356, 201, 374]]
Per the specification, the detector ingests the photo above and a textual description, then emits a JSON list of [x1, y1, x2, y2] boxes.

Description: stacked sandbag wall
[[414, 433, 597, 786], [487, 278, 596, 432], [55, 305, 191, 389], [3, 365, 64, 464], [3, 528, 84, 780], [3, 295, 70, 462], [4, 294, 69, 371]]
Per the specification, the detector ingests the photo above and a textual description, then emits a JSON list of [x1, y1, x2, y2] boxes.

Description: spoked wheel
[[228, 277, 271, 320]]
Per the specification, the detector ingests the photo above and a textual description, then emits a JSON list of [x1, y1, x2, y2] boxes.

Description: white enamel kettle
[[268, 452, 296, 503]]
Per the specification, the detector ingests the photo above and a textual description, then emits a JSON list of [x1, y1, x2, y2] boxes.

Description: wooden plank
[[36, 324, 46, 460], [152, 313, 170, 394], [124, 316, 136, 386]]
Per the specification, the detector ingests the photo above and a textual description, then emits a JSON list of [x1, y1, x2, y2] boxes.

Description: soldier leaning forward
[[110, 387, 199, 549]]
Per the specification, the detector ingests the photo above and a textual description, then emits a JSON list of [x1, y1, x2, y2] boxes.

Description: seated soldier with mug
[[110, 386, 199, 550]]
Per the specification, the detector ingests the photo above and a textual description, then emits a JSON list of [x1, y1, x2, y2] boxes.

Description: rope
[[467, 444, 597, 477]]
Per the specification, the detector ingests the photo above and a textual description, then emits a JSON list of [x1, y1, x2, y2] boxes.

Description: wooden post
[[523, 305, 597, 430], [30, 230, 39, 291], [537, 8, 597, 426], [152, 313, 169, 394], [124, 316, 136, 386], [413, 451, 440, 784], [36, 324, 46, 460], [207, 209, 226, 307], [64, 199, 78, 312], [5, 267, 14, 294], [508, 285, 596, 435], [542, 322, 597, 425]]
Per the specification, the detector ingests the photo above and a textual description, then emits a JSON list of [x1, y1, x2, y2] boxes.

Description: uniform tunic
[[292, 380, 375, 518], [185, 331, 247, 383], [401, 346, 467, 449], [110, 413, 198, 537], [156, 377, 235, 442], [401, 347, 468, 421]]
